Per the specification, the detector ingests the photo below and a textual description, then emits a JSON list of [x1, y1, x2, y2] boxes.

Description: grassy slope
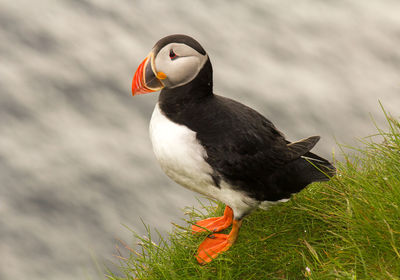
[[108, 112, 400, 280]]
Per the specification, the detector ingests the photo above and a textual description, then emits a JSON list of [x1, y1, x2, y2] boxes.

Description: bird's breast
[[149, 104, 214, 194]]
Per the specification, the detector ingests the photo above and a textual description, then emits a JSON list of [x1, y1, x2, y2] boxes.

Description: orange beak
[[132, 52, 166, 96]]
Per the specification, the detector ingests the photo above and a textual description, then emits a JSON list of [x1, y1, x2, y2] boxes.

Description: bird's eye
[[169, 49, 178, 60]]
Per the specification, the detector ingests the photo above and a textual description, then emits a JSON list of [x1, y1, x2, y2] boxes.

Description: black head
[[153, 34, 206, 56], [132, 34, 211, 95]]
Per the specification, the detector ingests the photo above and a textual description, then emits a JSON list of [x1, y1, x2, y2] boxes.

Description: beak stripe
[[132, 57, 153, 96], [132, 53, 165, 96]]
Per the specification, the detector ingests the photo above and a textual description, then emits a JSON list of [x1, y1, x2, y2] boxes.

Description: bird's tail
[[301, 151, 336, 181]]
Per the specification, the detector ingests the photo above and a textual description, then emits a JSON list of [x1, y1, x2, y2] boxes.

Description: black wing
[[189, 96, 333, 200]]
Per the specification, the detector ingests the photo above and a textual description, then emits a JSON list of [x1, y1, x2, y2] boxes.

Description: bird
[[131, 34, 335, 264]]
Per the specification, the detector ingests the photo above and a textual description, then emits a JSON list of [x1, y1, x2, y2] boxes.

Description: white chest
[[149, 104, 214, 194]]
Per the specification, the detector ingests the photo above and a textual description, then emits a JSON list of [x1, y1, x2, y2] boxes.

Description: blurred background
[[1, 0, 400, 279]]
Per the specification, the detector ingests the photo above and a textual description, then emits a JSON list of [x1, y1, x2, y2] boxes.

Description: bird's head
[[132, 34, 209, 96]]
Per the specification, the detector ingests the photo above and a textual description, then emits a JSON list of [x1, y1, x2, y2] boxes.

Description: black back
[[159, 47, 335, 202]]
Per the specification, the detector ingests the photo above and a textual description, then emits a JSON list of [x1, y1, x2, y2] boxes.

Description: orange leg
[[192, 206, 233, 234], [196, 219, 243, 264]]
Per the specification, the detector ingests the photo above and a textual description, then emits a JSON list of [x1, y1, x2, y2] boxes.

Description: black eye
[[169, 49, 178, 60]]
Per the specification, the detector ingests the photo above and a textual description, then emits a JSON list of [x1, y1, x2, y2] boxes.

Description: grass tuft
[[107, 109, 400, 280]]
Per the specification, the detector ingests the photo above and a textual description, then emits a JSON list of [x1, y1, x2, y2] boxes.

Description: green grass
[[107, 110, 400, 280]]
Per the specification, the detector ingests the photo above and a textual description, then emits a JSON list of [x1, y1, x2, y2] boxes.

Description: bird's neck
[[158, 59, 213, 116]]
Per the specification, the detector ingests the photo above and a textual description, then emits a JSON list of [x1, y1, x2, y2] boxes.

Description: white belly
[[149, 104, 258, 218]]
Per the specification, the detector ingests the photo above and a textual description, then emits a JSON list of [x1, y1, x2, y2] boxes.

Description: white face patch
[[153, 43, 208, 88]]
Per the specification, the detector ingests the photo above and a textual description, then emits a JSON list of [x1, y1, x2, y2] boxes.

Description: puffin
[[131, 34, 335, 264]]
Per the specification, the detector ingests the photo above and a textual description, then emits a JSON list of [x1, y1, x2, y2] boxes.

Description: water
[[1, 1, 400, 279]]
